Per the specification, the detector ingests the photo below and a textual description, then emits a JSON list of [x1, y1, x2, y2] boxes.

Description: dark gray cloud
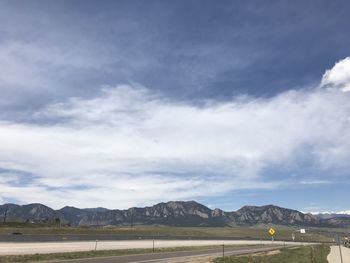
[[1, 0, 350, 116]]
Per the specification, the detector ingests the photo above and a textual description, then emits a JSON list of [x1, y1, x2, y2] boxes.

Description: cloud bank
[[0, 58, 350, 209]]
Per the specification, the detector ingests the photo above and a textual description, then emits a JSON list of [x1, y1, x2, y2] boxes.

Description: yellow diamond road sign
[[268, 228, 276, 236]]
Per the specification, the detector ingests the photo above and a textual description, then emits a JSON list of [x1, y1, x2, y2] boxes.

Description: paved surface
[[327, 245, 350, 263], [48, 245, 289, 263], [0, 240, 299, 255], [0, 234, 269, 242]]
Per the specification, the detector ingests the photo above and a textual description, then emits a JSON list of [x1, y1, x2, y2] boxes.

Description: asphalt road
[[0, 234, 298, 242], [48, 245, 290, 263], [0, 234, 280, 242]]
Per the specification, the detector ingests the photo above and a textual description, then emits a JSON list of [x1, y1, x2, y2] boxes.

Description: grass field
[[0, 244, 260, 263], [0, 223, 333, 242], [213, 245, 330, 263]]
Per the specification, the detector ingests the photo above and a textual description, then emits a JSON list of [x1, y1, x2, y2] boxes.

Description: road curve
[[0, 240, 301, 255], [48, 245, 290, 263]]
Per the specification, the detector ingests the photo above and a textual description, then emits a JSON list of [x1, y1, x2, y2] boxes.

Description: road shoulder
[[327, 245, 350, 263]]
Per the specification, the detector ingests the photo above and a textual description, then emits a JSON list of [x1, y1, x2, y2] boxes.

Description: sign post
[[268, 228, 276, 242]]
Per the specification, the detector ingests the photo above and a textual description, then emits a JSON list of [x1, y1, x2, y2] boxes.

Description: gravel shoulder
[[327, 245, 350, 263]]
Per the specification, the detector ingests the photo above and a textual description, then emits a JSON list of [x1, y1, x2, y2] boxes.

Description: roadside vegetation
[[213, 245, 330, 263], [0, 244, 257, 263], [0, 223, 332, 243]]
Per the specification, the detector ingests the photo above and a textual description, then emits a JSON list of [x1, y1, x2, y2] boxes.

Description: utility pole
[[130, 208, 134, 230], [3, 206, 8, 224]]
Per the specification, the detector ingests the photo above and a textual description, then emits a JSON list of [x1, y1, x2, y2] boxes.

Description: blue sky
[[0, 0, 350, 212]]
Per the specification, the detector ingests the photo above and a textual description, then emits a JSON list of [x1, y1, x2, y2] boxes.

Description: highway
[[47, 245, 291, 263]]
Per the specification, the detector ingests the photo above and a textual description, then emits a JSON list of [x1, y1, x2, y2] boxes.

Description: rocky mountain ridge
[[0, 201, 349, 228]]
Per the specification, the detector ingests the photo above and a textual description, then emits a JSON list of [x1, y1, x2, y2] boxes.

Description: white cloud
[[0, 59, 350, 208], [299, 180, 330, 185], [308, 210, 350, 215], [338, 210, 350, 215], [321, 57, 350, 92]]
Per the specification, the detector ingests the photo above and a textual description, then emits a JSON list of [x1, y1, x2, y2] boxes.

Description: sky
[[0, 0, 350, 213]]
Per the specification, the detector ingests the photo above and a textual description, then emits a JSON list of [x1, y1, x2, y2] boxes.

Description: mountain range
[[1, 201, 349, 228]]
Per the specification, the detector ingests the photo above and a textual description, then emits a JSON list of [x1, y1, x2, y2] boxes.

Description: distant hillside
[[0, 201, 349, 228]]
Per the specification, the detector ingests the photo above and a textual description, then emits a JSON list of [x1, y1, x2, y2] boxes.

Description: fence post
[[222, 243, 225, 262], [94, 240, 98, 251]]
